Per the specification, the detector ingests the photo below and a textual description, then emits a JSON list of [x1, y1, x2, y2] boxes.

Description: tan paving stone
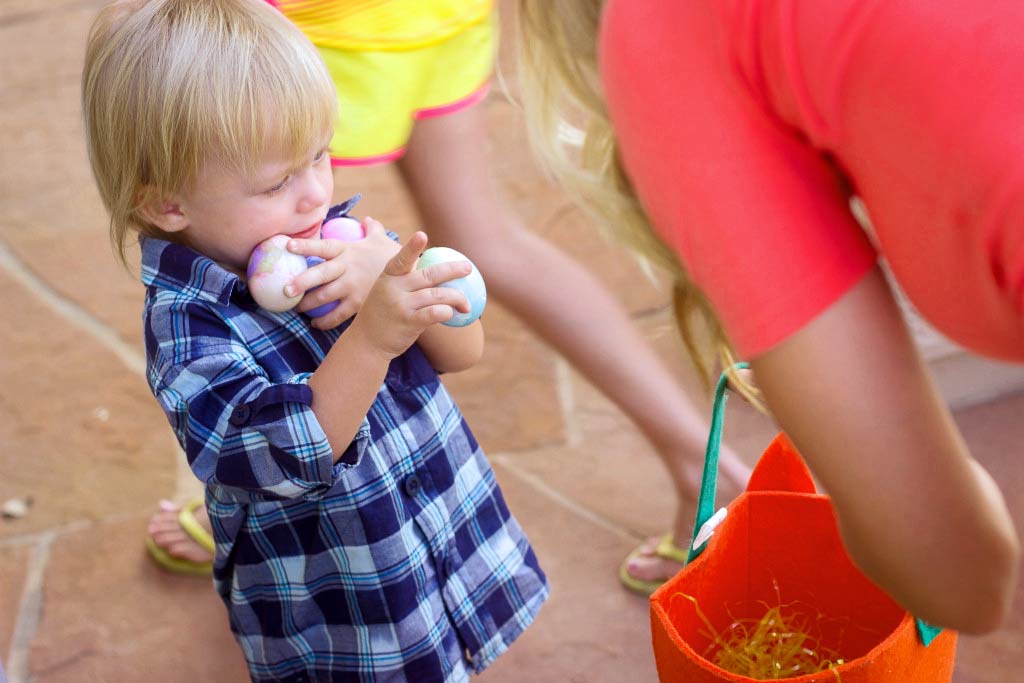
[[0, 543, 30, 662], [2, 211, 145, 347], [442, 302, 565, 453], [332, 162, 418, 232], [480, 460, 657, 683], [0, 1, 99, 99], [28, 515, 247, 683], [500, 309, 775, 541], [0, 73, 141, 345], [949, 393, 1024, 683], [0, 268, 176, 538], [4, 0, 1024, 681]]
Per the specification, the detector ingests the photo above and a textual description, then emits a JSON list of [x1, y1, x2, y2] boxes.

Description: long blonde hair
[[515, 0, 759, 402], [82, 0, 337, 267]]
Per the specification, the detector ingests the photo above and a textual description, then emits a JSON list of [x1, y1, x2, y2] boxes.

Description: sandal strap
[[179, 498, 216, 554], [654, 534, 688, 564]]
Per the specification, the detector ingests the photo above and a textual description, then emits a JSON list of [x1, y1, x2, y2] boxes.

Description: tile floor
[[1, 1, 1021, 681]]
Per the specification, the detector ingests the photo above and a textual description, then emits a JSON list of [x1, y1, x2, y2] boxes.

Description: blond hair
[[82, 0, 337, 266], [515, 0, 759, 403]]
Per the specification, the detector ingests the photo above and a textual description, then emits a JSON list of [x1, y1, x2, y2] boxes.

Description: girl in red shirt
[[518, 0, 1022, 633]]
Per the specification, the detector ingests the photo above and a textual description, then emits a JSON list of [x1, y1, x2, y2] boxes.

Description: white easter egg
[[246, 234, 308, 312]]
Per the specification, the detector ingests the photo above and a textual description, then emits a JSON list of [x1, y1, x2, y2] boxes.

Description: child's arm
[[308, 232, 474, 453], [751, 267, 1020, 634], [416, 319, 484, 374]]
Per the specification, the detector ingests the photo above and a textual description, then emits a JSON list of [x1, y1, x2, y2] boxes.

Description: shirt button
[[403, 474, 422, 498], [443, 556, 457, 577], [229, 403, 251, 426]]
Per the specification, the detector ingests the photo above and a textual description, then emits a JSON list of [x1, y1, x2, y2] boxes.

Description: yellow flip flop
[[619, 533, 689, 596], [145, 498, 214, 576]]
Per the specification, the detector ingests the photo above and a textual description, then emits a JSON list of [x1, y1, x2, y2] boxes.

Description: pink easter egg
[[321, 216, 365, 242]]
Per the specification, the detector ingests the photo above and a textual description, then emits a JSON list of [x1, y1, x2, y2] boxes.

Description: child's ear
[[137, 190, 189, 233]]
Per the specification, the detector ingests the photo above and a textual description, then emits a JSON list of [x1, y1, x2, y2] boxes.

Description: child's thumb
[[362, 216, 386, 236]]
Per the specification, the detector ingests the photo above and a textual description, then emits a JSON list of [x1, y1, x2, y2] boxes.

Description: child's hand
[[285, 217, 400, 329], [351, 232, 472, 359]]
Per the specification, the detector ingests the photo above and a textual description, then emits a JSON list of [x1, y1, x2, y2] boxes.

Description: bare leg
[[396, 104, 751, 582]]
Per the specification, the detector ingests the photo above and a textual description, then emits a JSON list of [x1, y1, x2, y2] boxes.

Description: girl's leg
[[396, 103, 751, 583]]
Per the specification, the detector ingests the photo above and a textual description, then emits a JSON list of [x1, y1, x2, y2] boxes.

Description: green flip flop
[[619, 533, 689, 596], [145, 498, 214, 577]]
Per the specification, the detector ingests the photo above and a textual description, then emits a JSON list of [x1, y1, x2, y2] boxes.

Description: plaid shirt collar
[[138, 195, 363, 308], [140, 236, 241, 308]]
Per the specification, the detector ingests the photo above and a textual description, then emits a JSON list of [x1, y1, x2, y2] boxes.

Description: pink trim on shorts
[[331, 147, 407, 167], [330, 82, 490, 166], [414, 82, 490, 120]]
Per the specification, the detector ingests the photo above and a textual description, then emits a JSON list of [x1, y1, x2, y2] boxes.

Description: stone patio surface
[[1, 1, 1022, 682]]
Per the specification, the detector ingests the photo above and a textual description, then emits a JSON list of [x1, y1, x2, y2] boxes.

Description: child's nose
[[297, 169, 330, 212]]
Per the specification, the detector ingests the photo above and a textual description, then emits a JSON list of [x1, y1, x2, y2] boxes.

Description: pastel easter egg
[[416, 247, 486, 327], [246, 234, 307, 312], [321, 216, 365, 242], [303, 256, 340, 318]]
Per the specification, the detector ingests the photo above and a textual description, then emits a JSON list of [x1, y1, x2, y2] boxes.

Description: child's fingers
[[412, 304, 461, 327], [288, 260, 345, 299], [287, 237, 343, 259], [410, 261, 473, 290], [409, 287, 469, 314], [384, 232, 428, 277], [362, 216, 386, 237], [309, 302, 356, 330]]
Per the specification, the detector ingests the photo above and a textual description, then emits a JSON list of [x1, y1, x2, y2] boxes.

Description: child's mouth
[[290, 221, 322, 240]]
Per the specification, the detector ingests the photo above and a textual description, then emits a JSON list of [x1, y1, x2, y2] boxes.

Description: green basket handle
[[684, 363, 943, 647]]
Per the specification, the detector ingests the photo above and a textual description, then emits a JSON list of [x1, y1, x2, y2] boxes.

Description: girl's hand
[[285, 217, 401, 329], [351, 231, 472, 359]]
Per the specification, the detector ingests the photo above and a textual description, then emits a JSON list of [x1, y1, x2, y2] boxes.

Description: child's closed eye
[[265, 175, 291, 195]]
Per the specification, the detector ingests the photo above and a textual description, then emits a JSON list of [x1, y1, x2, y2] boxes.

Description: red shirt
[[600, 0, 1024, 361]]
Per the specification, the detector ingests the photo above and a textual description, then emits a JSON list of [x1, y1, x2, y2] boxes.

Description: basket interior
[[656, 493, 905, 665]]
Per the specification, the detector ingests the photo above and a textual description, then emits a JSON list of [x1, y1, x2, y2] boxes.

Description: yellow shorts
[[319, 13, 496, 166]]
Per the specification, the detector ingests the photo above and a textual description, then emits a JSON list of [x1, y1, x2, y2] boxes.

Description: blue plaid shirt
[[140, 205, 548, 682]]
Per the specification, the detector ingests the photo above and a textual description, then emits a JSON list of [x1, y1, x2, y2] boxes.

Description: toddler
[[82, 0, 548, 679]]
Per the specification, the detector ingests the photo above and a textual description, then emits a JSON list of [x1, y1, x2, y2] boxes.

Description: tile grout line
[[0, 242, 189, 677], [0, 239, 146, 378], [5, 532, 55, 683], [0, 240, 198, 494], [491, 453, 638, 543]]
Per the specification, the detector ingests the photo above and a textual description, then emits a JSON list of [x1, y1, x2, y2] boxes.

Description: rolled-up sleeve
[[155, 348, 370, 503]]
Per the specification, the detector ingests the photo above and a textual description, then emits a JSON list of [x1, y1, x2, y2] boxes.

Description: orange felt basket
[[650, 366, 957, 682]]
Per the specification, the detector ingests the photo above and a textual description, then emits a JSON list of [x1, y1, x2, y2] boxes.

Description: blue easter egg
[[416, 247, 487, 327]]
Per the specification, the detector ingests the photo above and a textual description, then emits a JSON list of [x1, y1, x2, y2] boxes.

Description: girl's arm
[[751, 267, 1020, 633]]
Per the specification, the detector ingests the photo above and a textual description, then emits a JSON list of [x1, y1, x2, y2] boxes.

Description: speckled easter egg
[[416, 247, 486, 327], [247, 234, 307, 312], [321, 216, 365, 242], [303, 256, 339, 318]]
